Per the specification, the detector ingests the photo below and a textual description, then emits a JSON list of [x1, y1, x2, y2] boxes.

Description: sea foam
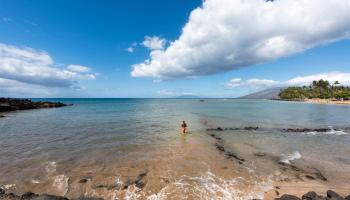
[[280, 151, 302, 164], [306, 126, 348, 136]]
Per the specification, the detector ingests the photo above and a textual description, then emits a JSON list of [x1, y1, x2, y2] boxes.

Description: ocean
[[0, 99, 349, 199]]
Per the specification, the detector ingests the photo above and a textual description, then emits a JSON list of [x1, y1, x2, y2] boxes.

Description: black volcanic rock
[[276, 194, 301, 200], [327, 190, 345, 200], [0, 98, 70, 113], [301, 191, 324, 200], [0, 190, 101, 200]]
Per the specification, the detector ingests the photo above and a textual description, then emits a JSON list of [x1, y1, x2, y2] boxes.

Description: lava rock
[[301, 191, 325, 200], [327, 190, 345, 200], [32, 194, 69, 200], [0, 98, 69, 113], [276, 194, 301, 200]]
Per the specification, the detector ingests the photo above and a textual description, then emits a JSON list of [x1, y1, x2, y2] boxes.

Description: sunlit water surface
[[0, 99, 349, 199]]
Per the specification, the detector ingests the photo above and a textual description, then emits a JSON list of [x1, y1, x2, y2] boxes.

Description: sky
[[1, 0, 350, 98]]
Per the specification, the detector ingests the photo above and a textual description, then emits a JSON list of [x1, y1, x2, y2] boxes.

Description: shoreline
[[273, 98, 350, 105]]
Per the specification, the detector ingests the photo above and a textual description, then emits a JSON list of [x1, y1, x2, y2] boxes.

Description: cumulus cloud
[[227, 72, 350, 90], [0, 43, 96, 89], [132, 0, 350, 79], [141, 36, 167, 50], [156, 89, 194, 97], [227, 78, 242, 88], [126, 47, 134, 53], [67, 64, 91, 73], [0, 78, 51, 97]]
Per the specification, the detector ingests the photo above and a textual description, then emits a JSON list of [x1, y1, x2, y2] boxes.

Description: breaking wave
[[306, 126, 348, 136]]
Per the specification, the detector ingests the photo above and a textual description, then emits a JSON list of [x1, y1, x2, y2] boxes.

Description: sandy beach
[[303, 98, 350, 105]]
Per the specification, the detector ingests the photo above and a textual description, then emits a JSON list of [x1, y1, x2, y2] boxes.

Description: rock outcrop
[[0, 188, 102, 200], [275, 190, 349, 200], [0, 98, 70, 113]]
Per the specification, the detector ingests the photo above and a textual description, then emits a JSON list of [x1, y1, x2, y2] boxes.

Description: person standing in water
[[181, 121, 187, 134]]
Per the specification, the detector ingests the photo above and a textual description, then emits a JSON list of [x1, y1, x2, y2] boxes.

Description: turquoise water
[[0, 99, 349, 199]]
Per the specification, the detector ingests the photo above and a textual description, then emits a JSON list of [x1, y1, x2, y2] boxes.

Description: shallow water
[[0, 99, 349, 199]]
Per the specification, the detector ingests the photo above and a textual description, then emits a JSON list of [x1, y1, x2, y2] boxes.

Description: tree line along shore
[[278, 79, 350, 104]]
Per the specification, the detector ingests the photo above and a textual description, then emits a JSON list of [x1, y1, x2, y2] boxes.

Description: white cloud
[[0, 78, 52, 97], [0, 43, 96, 89], [286, 72, 350, 86], [245, 79, 279, 88], [67, 64, 91, 73], [227, 72, 350, 90], [227, 78, 242, 88], [156, 90, 194, 97], [126, 47, 134, 53], [141, 36, 167, 50], [132, 0, 350, 79]]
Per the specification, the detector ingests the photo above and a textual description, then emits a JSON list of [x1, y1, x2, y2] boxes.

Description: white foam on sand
[[173, 171, 271, 200], [280, 151, 302, 164], [124, 185, 142, 200], [0, 184, 16, 190], [52, 174, 69, 195], [111, 171, 272, 200], [31, 179, 40, 184]]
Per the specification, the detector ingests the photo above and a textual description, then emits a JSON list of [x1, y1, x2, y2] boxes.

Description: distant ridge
[[240, 87, 282, 99]]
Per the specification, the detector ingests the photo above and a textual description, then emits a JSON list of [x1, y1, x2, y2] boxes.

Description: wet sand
[[2, 130, 349, 200]]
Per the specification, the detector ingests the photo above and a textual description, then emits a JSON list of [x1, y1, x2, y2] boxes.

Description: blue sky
[[1, 0, 350, 98]]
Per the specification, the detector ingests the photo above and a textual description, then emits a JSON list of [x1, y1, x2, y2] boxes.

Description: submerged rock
[[281, 128, 333, 133], [254, 152, 266, 157], [207, 126, 259, 131], [122, 170, 148, 190]]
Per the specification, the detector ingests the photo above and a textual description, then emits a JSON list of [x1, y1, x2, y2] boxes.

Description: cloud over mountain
[[132, 0, 350, 79], [228, 72, 350, 90]]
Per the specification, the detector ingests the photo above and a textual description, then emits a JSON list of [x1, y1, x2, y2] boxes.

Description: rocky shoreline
[[276, 190, 350, 200], [0, 98, 70, 114], [206, 127, 349, 200], [0, 188, 102, 200]]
